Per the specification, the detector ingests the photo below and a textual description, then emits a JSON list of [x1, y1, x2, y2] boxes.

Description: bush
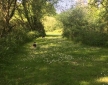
[[78, 30, 108, 47], [0, 28, 40, 57], [62, 27, 108, 47]]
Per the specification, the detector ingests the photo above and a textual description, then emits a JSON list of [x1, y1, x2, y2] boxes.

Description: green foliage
[[15, 0, 57, 38], [19, 0, 56, 31], [0, 0, 57, 38], [89, 0, 108, 33], [43, 16, 63, 32], [59, 4, 108, 47], [0, 28, 40, 56], [78, 30, 108, 47], [59, 7, 88, 39]]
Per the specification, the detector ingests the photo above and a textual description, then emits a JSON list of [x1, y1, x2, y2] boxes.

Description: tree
[[0, 0, 57, 37], [59, 1, 108, 47], [59, 6, 88, 40], [0, 0, 17, 37], [89, 0, 108, 33], [16, 0, 56, 37]]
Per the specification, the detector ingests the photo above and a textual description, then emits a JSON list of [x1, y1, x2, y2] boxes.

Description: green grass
[[0, 32, 108, 85]]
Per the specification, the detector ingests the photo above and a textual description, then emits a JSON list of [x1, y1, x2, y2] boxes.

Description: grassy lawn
[[0, 32, 108, 85]]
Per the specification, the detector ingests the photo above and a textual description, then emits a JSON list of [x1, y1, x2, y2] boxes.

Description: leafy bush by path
[[81, 31, 108, 47], [0, 29, 39, 57], [70, 30, 108, 47]]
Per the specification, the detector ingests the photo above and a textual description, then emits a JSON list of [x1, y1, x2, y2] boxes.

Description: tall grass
[[0, 32, 108, 85]]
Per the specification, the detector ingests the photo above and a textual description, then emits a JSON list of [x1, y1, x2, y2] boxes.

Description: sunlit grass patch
[[35, 83, 49, 85], [80, 81, 90, 85], [96, 77, 108, 83], [97, 55, 108, 61], [46, 30, 62, 36]]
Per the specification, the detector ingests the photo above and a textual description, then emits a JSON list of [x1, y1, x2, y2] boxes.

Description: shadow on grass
[[0, 34, 108, 85]]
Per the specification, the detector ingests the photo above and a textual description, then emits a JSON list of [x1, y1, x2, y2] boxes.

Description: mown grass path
[[0, 33, 108, 85]]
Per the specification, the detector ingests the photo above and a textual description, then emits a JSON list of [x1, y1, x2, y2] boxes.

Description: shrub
[[0, 28, 40, 57], [78, 30, 108, 47]]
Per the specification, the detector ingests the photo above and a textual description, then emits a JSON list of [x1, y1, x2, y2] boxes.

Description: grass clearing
[[0, 32, 108, 85]]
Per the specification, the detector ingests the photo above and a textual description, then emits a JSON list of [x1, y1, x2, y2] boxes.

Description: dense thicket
[[59, 1, 108, 47]]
